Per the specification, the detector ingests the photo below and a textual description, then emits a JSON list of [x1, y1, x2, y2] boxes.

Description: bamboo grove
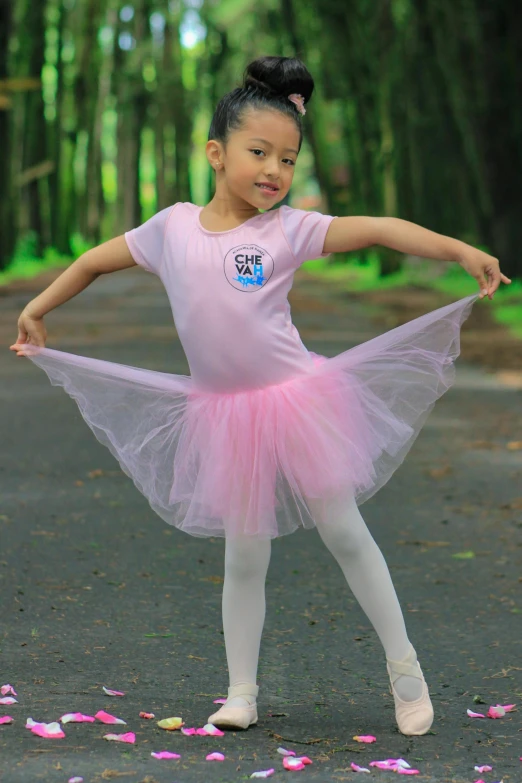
[[1, 0, 521, 278]]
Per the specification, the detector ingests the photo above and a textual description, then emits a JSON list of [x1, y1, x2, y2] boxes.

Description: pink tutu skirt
[[20, 293, 478, 539]]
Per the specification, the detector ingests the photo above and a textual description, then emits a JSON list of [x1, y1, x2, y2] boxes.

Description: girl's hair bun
[[242, 56, 314, 106]]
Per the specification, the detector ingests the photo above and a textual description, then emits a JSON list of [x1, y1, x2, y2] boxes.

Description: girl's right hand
[[9, 310, 47, 356]]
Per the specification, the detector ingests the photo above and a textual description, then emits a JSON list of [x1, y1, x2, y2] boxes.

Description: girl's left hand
[[458, 248, 512, 299]]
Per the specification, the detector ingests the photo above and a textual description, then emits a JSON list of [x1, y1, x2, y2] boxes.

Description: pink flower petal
[[139, 711, 155, 719], [391, 759, 411, 769], [370, 761, 397, 769], [206, 752, 225, 761], [501, 703, 515, 712], [467, 709, 486, 718], [487, 705, 505, 718], [283, 756, 305, 771], [351, 763, 371, 773], [298, 757, 313, 765], [0, 684, 17, 697], [0, 716, 13, 724], [213, 698, 227, 704], [473, 780, 486, 783], [0, 697, 17, 705], [250, 770, 275, 779], [353, 734, 376, 743], [202, 723, 225, 736], [30, 721, 65, 739], [103, 732, 135, 743], [396, 769, 420, 775], [181, 727, 197, 735], [95, 710, 126, 725], [475, 766, 493, 773], [60, 713, 95, 724], [68, 778, 84, 783], [103, 686, 125, 697], [196, 727, 208, 735], [277, 746, 296, 757], [151, 750, 182, 759]]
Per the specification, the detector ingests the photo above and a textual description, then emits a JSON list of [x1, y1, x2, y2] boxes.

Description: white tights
[[222, 493, 423, 706]]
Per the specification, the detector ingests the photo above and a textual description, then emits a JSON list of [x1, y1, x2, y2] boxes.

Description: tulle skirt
[[20, 293, 479, 539]]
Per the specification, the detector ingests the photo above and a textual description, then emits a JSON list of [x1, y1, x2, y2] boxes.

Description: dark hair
[[208, 55, 314, 154]]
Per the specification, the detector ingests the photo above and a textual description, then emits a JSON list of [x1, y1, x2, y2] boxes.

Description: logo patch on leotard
[[224, 244, 274, 292]]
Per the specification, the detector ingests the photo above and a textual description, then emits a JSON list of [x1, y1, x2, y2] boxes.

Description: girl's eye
[[250, 149, 295, 166]]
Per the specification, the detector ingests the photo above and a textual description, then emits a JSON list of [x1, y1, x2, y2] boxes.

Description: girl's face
[[208, 108, 300, 210]]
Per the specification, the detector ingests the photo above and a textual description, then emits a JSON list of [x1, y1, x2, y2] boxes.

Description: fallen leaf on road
[[451, 551, 476, 559]]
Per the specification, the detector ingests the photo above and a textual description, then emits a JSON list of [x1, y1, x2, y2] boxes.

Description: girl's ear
[[206, 140, 223, 170]]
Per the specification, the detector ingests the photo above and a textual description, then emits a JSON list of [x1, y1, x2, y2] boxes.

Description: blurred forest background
[[1, 0, 522, 291]]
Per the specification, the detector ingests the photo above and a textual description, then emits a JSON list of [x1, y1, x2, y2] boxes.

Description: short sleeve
[[279, 205, 337, 266], [124, 204, 177, 275]]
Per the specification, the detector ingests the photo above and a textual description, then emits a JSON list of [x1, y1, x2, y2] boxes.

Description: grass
[[302, 252, 522, 339]]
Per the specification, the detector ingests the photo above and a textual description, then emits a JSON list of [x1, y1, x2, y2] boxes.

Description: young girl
[[10, 56, 510, 737]]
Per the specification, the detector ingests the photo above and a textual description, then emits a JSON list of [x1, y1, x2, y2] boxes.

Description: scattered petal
[[0, 685, 17, 697], [475, 766, 493, 773], [353, 735, 376, 743], [473, 780, 486, 783], [370, 759, 411, 770], [139, 711, 155, 719], [151, 750, 181, 759], [103, 686, 125, 697], [103, 732, 135, 743], [277, 746, 296, 756], [28, 720, 65, 739], [396, 768, 420, 775], [501, 703, 515, 712], [157, 716, 184, 731], [206, 752, 225, 761], [299, 757, 313, 766], [250, 770, 275, 779], [0, 697, 17, 705], [202, 723, 225, 736], [351, 763, 371, 773], [488, 705, 505, 718], [181, 727, 197, 735], [60, 713, 95, 724], [95, 710, 126, 725], [0, 716, 13, 724], [213, 698, 227, 704], [283, 756, 305, 771], [467, 709, 486, 718], [68, 778, 84, 783]]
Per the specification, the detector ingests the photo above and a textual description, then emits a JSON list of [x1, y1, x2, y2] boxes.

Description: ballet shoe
[[386, 644, 434, 736], [207, 682, 259, 730]]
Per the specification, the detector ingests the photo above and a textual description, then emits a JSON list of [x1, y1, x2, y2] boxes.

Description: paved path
[[1, 266, 520, 782]]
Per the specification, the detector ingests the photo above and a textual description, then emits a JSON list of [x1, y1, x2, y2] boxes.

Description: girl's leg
[[221, 533, 271, 707], [307, 492, 423, 701]]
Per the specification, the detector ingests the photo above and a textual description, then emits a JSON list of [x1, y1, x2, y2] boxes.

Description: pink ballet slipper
[[207, 682, 258, 730], [386, 644, 434, 735]]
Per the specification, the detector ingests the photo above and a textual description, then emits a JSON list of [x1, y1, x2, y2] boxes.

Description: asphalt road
[[1, 266, 521, 783]]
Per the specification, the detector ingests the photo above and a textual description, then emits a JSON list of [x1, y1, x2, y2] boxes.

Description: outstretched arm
[[322, 216, 511, 299]]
